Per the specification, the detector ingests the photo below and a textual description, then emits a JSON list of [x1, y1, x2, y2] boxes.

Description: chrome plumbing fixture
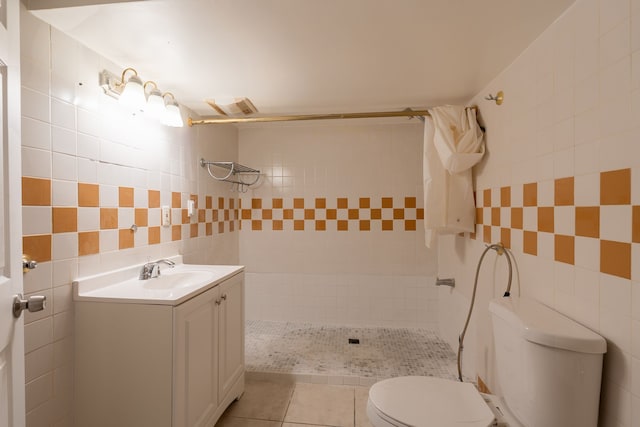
[[435, 278, 455, 287], [139, 258, 176, 280]]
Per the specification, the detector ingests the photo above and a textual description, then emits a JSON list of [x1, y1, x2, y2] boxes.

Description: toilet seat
[[367, 376, 496, 427]]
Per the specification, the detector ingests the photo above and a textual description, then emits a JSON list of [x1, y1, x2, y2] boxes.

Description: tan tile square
[[190, 194, 198, 209], [242, 209, 252, 220], [500, 187, 511, 207], [381, 197, 393, 209], [52, 207, 77, 233], [206, 196, 213, 209], [172, 224, 181, 241], [252, 220, 262, 231], [135, 208, 148, 227], [360, 198, 371, 209], [218, 222, 225, 234], [181, 209, 189, 224], [338, 220, 349, 231], [349, 209, 359, 220], [189, 223, 197, 237], [337, 198, 348, 209], [416, 208, 424, 220], [230, 198, 235, 209], [218, 197, 225, 209], [511, 207, 523, 229], [217, 416, 282, 427], [601, 168, 631, 205], [476, 208, 483, 225], [315, 220, 326, 231], [554, 177, 574, 206], [272, 198, 283, 209], [252, 198, 262, 209], [148, 226, 160, 245], [633, 206, 640, 243], [326, 209, 337, 220], [360, 220, 371, 231], [537, 207, 554, 233], [294, 220, 305, 231], [198, 209, 206, 223], [491, 207, 500, 226], [393, 209, 404, 220], [371, 209, 382, 220], [315, 198, 326, 209], [213, 210, 219, 222], [206, 223, 213, 236], [284, 383, 354, 427], [575, 206, 600, 238], [171, 192, 181, 208], [381, 220, 393, 231], [118, 229, 134, 249], [600, 240, 631, 279], [262, 209, 273, 220], [483, 189, 491, 207], [483, 225, 491, 243], [404, 220, 416, 231], [500, 228, 511, 249], [148, 190, 160, 208], [78, 183, 99, 207], [226, 380, 294, 421], [79, 231, 100, 256], [404, 197, 416, 209], [100, 208, 118, 230], [554, 234, 575, 265], [523, 231, 537, 255], [284, 209, 294, 220], [273, 220, 283, 231], [355, 387, 372, 427], [305, 209, 315, 220], [23, 234, 52, 262], [294, 198, 305, 209], [523, 183, 537, 207], [22, 177, 51, 206], [118, 187, 134, 207]]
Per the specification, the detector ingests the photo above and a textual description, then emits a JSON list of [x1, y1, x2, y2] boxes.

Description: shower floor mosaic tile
[[245, 320, 460, 383]]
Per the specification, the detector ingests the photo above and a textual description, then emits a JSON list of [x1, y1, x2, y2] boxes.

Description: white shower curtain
[[423, 105, 485, 247]]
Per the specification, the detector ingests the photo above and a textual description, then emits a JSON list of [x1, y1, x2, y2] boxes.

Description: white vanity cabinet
[[74, 268, 245, 427]]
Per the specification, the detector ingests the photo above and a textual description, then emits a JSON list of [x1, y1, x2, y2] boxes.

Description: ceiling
[[30, 0, 576, 117]]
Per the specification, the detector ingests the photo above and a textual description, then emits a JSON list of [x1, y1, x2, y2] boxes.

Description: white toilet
[[367, 296, 607, 427]]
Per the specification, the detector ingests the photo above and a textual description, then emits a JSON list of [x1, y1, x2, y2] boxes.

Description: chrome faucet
[[139, 259, 176, 280]]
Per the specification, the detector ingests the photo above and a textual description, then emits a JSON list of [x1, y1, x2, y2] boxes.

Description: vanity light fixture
[[144, 81, 166, 120], [118, 68, 146, 110], [98, 68, 184, 127], [162, 92, 184, 128]]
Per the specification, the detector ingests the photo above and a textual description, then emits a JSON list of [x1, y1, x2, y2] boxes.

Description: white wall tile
[[22, 206, 51, 236], [22, 87, 50, 122], [51, 233, 78, 261], [574, 173, 600, 206], [52, 153, 77, 182], [51, 126, 76, 156], [24, 317, 53, 354], [77, 207, 99, 232], [600, 0, 630, 35], [51, 99, 76, 130], [600, 205, 633, 242], [22, 147, 51, 179], [22, 117, 51, 150], [51, 180, 77, 207]]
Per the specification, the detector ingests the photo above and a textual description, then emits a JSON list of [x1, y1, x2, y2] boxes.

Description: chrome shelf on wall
[[200, 158, 261, 193]]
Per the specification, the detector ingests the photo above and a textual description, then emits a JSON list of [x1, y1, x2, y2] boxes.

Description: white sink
[[72, 258, 244, 305], [142, 270, 216, 290]]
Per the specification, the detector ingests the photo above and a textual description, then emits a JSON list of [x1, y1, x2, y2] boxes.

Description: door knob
[[13, 294, 46, 318]]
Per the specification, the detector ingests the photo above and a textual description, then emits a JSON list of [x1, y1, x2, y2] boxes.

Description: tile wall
[[437, 0, 640, 425], [20, 9, 239, 426], [238, 122, 439, 327]]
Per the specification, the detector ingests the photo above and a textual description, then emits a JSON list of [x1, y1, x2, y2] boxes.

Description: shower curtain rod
[[188, 108, 473, 126]]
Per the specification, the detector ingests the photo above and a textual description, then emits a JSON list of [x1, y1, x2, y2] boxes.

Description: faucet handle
[[150, 263, 161, 278]]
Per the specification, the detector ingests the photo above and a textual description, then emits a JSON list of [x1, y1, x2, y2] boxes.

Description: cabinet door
[[174, 286, 220, 427], [218, 273, 244, 401]]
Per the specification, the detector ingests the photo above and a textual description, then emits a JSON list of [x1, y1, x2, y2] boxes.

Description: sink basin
[[142, 270, 216, 290], [72, 259, 244, 305]]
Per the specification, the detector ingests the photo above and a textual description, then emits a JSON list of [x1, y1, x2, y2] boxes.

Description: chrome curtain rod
[[188, 108, 441, 126]]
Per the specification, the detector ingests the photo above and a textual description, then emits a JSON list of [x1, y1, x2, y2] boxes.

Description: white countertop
[[73, 258, 244, 306]]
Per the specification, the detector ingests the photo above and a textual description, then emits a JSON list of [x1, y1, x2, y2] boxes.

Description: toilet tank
[[489, 296, 606, 427]]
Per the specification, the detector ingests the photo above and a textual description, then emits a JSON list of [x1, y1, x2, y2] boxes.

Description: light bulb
[[119, 74, 146, 111], [145, 88, 166, 120], [163, 99, 184, 127]]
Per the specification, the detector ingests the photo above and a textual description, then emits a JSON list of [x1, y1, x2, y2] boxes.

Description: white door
[[0, 1, 24, 426]]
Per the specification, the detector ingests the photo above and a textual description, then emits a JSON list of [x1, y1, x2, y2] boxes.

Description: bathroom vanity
[[72, 261, 245, 427]]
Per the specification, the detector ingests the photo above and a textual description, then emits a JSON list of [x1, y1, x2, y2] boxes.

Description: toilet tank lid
[[489, 296, 606, 354]]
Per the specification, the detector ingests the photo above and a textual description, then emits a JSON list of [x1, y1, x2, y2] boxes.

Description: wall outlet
[[187, 199, 195, 217], [161, 206, 171, 227]]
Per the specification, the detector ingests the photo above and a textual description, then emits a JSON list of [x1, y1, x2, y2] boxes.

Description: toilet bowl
[[367, 296, 607, 427], [366, 376, 521, 427]]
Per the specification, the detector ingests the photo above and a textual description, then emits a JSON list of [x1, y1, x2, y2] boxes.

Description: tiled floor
[[216, 379, 372, 427], [246, 320, 459, 383]]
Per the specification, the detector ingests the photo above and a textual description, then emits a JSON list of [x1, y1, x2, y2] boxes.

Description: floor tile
[[354, 387, 372, 427], [284, 383, 355, 427], [225, 379, 295, 421], [215, 415, 281, 427]]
